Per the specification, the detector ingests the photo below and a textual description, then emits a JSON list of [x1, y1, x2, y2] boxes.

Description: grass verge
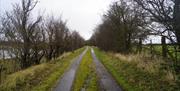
[[72, 48, 98, 91], [0, 47, 85, 91], [93, 47, 179, 91]]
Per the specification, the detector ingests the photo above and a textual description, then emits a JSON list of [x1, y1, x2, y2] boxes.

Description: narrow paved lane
[[53, 48, 88, 91], [91, 48, 122, 91]]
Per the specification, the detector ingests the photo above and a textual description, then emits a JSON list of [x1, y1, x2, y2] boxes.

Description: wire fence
[[135, 36, 180, 62]]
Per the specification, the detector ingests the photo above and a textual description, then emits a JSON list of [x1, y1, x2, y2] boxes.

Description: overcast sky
[[0, 0, 116, 40]]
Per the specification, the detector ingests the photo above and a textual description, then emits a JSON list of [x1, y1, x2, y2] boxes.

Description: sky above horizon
[[0, 0, 116, 40]]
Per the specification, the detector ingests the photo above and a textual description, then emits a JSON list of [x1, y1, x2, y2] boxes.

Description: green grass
[[0, 47, 85, 91], [143, 45, 180, 60], [72, 48, 98, 91], [0, 59, 21, 82], [93, 47, 179, 91]]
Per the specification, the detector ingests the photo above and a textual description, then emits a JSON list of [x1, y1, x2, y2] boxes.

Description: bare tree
[[44, 16, 84, 60], [0, 0, 85, 68], [1, 0, 42, 68], [133, 0, 180, 47]]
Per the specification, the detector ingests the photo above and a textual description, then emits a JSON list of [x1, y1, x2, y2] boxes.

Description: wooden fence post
[[161, 36, 167, 57], [2, 50, 5, 60], [150, 40, 153, 59], [139, 38, 142, 53], [175, 46, 178, 62], [0, 65, 2, 84], [150, 40, 153, 54]]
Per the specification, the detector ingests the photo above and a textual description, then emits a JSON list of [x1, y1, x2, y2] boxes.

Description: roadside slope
[[0, 47, 85, 91], [93, 47, 179, 91]]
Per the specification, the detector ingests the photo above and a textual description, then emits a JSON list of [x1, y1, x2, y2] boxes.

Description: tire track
[[53, 47, 88, 91], [91, 48, 122, 91]]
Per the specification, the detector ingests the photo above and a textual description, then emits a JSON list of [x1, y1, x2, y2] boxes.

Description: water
[[0, 50, 14, 59]]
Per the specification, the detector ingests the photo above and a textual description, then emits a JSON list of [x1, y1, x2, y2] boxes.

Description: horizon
[[0, 0, 162, 43], [0, 0, 116, 40]]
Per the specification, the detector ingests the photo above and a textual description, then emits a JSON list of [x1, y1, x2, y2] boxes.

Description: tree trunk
[[21, 40, 31, 69], [174, 0, 180, 49], [175, 32, 180, 49], [125, 33, 131, 53]]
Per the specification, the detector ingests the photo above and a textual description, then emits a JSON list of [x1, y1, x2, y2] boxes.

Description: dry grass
[[0, 63, 53, 91], [111, 52, 176, 82], [94, 47, 179, 91], [0, 47, 85, 91]]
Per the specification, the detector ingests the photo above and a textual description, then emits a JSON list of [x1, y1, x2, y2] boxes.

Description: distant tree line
[[90, 0, 180, 53], [90, 0, 149, 53], [0, 0, 84, 69]]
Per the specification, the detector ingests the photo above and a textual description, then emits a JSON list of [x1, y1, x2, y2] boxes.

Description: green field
[[142, 44, 180, 61]]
